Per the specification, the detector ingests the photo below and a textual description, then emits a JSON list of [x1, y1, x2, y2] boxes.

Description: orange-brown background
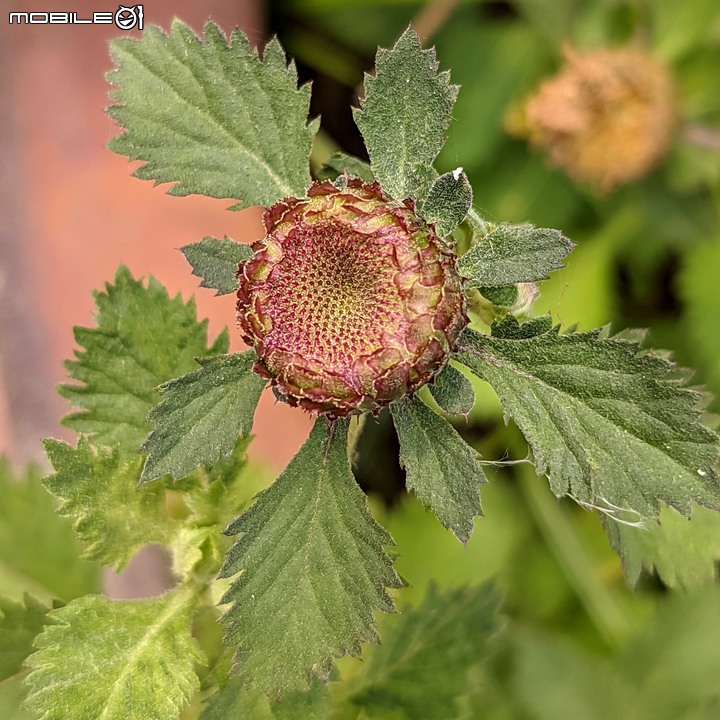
[[1, 0, 313, 472]]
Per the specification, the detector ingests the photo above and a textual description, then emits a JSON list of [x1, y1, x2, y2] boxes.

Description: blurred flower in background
[[516, 46, 676, 191]]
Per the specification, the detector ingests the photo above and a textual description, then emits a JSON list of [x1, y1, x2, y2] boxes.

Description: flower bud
[[237, 180, 468, 417]]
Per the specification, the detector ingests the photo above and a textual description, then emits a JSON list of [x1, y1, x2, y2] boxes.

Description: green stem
[[521, 473, 633, 647]]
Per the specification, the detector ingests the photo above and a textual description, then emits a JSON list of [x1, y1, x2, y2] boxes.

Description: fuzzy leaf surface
[[59, 266, 227, 451], [349, 584, 502, 719], [606, 504, 720, 589], [354, 27, 457, 201], [181, 237, 253, 296], [0, 594, 48, 681], [220, 419, 401, 695], [456, 319, 720, 518], [43, 439, 176, 570], [457, 223, 575, 287], [24, 589, 203, 720], [140, 352, 266, 482], [429, 362, 475, 417], [0, 459, 99, 603], [108, 21, 316, 209], [391, 397, 485, 542], [419, 169, 472, 237]]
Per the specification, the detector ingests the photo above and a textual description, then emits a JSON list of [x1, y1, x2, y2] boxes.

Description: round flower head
[[523, 47, 677, 191], [237, 179, 468, 418]]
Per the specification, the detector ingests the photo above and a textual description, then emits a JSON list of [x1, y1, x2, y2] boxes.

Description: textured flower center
[[268, 221, 396, 366], [237, 180, 467, 417]]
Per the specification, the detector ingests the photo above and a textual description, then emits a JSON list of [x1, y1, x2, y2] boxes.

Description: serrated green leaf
[[219, 419, 401, 695], [24, 588, 203, 720], [199, 678, 331, 720], [606, 504, 720, 590], [391, 397, 484, 543], [181, 237, 253, 296], [0, 459, 99, 603], [349, 584, 502, 720], [354, 27, 457, 201], [59, 266, 228, 452], [407, 163, 440, 205], [140, 352, 266, 482], [0, 595, 48, 681], [108, 21, 317, 209], [316, 152, 374, 183], [418, 169, 472, 237], [457, 223, 575, 287], [42, 438, 177, 571], [429, 362, 475, 417], [456, 320, 720, 519]]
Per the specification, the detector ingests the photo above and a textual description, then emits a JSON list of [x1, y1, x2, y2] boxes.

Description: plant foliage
[[9, 13, 720, 720]]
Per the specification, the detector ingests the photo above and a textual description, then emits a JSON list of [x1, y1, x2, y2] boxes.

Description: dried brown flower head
[[523, 47, 677, 191]]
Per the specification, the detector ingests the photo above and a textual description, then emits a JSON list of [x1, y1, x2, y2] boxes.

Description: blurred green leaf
[[0, 680, 35, 720], [469, 148, 584, 229], [43, 439, 176, 571], [199, 678, 331, 720], [607, 503, 720, 589], [59, 266, 228, 452], [510, 586, 720, 719], [623, 587, 720, 719], [25, 588, 203, 720], [534, 205, 643, 330], [435, 18, 551, 173], [511, 631, 626, 720], [651, 0, 720, 63], [0, 594, 48, 682], [680, 237, 720, 395], [379, 479, 529, 609], [349, 584, 503, 720], [0, 459, 99, 603]]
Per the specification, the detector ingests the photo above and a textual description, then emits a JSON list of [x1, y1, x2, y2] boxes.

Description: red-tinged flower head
[[237, 179, 467, 418]]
